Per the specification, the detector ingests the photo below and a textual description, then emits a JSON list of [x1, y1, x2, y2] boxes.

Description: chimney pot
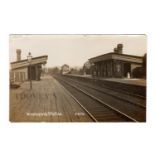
[[114, 47, 118, 53], [117, 44, 123, 54]]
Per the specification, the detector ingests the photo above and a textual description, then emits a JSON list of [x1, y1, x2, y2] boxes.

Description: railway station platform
[[102, 78, 146, 87], [65, 74, 146, 97], [10, 75, 92, 122], [67, 74, 146, 87]]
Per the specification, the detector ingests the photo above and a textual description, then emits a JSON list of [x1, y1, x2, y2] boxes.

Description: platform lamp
[[27, 52, 32, 90]]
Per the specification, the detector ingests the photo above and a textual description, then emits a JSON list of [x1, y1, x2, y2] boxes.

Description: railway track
[[59, 75, 146, 108], [54, 75, 146, 122], [66, 75, 146, 100]]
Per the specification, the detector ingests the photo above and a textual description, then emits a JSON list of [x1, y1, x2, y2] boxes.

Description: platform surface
[[10, 75, 92, 122], [67, 74, 146, 87], [102, 78, 146, 86]]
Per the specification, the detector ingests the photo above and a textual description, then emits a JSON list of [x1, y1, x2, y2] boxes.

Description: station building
[[61, 64, 70, 75], [89, 44, 143, 78], [10, 49, 48, 83]]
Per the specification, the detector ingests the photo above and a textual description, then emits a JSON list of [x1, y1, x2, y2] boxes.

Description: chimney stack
[[117, 44, 123, 54], [16, 49, 21, 61]]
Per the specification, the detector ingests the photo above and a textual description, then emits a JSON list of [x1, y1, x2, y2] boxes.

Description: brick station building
[[10, 49, 48, 83], [89, 44, 143, 78]]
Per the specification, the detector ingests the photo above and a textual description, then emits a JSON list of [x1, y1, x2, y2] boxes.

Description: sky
[[9, 34, 147, 67]]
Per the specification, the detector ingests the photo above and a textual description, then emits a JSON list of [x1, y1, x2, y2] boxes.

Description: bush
[[132, 67, 146, 78]]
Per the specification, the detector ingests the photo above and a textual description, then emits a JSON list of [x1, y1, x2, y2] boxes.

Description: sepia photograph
[[9, 34, 146, 122]]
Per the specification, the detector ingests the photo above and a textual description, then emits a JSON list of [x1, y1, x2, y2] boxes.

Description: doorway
[[124, 63, 131, 77]]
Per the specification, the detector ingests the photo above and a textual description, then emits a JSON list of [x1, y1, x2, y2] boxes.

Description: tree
[[70, 67, 83, 75], [132, 67, 146, 78], [142, 53, 147, 68], [132, 53, 147, 78], [83, 61, 91, 74], [47, 67, 60, 75]]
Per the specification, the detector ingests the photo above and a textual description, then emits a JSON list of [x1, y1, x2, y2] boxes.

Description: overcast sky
[[9, 34, 147, 67]]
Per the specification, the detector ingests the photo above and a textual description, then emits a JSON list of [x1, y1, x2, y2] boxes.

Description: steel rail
[[62, 76, 146, 109], [56, 76, 138, 122]]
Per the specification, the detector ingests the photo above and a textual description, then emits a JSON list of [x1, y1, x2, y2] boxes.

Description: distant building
[[61, 64, 70, 75], [89, 44, 143, 78], [10, 49, 48, 83]]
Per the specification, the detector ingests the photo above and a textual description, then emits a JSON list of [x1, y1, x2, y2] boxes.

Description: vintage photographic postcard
[[9, 34, 146, 122]]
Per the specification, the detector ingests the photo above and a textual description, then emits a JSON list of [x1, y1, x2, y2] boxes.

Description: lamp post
[[27, 52, 32, 89]]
